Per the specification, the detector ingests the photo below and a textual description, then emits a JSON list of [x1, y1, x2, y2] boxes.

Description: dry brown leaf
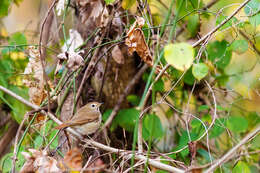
[[63, 147, 82, 171], [111, 45, 124, 64], [21, 149, 61, 173], [125, 17, 164, 74]]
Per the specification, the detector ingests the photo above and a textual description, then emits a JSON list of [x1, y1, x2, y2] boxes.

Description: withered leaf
[[112, 45, 125, 64]]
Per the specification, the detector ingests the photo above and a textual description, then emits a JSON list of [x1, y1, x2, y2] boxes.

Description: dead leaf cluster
[[20, 149, 61, 173], [55, 51, 84, 74], [23, 46, 53, 105]]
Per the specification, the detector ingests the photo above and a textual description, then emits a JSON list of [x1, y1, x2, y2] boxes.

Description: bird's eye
[[91, 104, 96, 108]]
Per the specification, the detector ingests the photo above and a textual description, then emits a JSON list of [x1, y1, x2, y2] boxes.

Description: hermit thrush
[[55, 102, 102, 135]]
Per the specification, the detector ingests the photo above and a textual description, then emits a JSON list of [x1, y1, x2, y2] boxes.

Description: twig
[[204, 125, 260, 173], [192, 0, 252, 47], [0, 85, 185, 173]]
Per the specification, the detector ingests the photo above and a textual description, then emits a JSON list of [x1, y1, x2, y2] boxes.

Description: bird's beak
[[98, 102, 103, 107]]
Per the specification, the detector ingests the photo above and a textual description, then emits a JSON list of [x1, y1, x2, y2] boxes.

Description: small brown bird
[[55, 102, 102, 135]]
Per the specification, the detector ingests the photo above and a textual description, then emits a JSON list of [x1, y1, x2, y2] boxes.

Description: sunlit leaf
[[8, 32, 27, 51], [105, 0, 115, 4], [164, 43, 195, 71], [192, 63, 209, 80]]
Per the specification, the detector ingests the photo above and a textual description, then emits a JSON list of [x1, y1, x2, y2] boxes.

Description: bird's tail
[[54, 123, 70, 129]]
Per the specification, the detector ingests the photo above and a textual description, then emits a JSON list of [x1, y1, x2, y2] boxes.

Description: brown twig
[[192, 0, 252, 47], [0, 85, 185, 173]]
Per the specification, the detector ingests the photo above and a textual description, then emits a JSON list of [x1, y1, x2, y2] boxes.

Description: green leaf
[[216, 15, 238, 30], [244, 0, 260, 26], [105, 0, 115, 4], [230, 40, 248, 54], [127, 95, 140, 106], [142, 114, 164, 140], [187, 14, 200, 37], [0, 0, 11, 17], [114, 108, 139, 132], [207, 40, 232, 70], [153, 78, 164, 92], [164, 43, 195, 71], [233, 161, 250, 173], [102, 109, 112, 122], [192, 63, 209, 80], [227, 116, 248, 133]]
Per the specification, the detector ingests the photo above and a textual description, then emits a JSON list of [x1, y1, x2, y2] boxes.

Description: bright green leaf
[[233, 161, 250, 173], [0, 0, 11, 17], [154, 78, 164, 92], [164, 43, 194, 71], [192, 63, 209, 80], [34, 135, 44, 149], [230, 40, 248, 54], [227, 116, 248, 133], [127, 94, 140, 106], [105, 0, 115, 4]]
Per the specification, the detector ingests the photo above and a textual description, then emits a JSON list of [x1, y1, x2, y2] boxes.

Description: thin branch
[[0, 85, 185, 173], [192, 0, 252, 47], [204, 125, 260, 173]]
